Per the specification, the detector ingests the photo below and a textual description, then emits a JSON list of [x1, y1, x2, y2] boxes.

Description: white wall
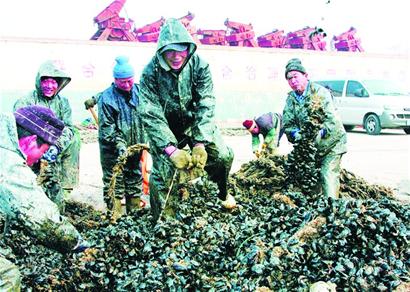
[[1, 37, 408, 126]]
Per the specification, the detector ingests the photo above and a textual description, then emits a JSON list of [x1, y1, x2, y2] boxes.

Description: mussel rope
[[107, 143, 150, 208]]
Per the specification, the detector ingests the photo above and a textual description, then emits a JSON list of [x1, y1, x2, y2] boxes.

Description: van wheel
[[364, 114, 381, 135], [404, 128, 410, 134], [343, 125, 355, 131]]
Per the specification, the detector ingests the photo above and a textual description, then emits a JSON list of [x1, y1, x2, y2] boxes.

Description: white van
[[315, 79, 410, 135]]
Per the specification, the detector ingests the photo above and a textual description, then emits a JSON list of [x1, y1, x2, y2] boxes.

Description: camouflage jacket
[[282, 81, 347, 156]]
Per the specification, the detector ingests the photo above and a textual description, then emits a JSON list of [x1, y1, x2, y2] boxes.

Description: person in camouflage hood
[[0, 110, 89, 254], [282, 58, 347, 198], [139, 18, 235, 221], [97, 56, 146, 220], [13, 60, 81, 203]]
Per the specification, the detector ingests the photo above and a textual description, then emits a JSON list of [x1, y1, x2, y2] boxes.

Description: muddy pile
[[1, 152, 409, 290], [76, 125, 98, 144], [232, 154, 393, 200]]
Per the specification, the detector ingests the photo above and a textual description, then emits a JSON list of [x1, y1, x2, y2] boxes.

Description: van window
[[315, 80, 344, 97], [346, 80, 369, 97], [362, 80, 409, 96]]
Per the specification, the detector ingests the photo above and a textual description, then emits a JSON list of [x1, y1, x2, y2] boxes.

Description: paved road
[[71, 128, 410, 210]]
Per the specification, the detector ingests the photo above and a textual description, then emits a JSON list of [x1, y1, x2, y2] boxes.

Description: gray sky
[[1, 0, 408, 54]]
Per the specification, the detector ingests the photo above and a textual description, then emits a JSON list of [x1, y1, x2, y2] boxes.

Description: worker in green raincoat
[[97, 56, 146, 220], [13, 60, 80, 202], [0, 107, 89, 254], [282, 58, 347, 198], [139, 18, 235, 221], [242, 112, 283, 158]]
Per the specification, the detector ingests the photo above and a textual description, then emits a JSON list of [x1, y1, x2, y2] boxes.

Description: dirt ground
[[71, 127, 410, 210]]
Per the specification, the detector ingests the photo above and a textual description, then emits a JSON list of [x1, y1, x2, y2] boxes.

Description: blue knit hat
[[113, 56, 134, 79]]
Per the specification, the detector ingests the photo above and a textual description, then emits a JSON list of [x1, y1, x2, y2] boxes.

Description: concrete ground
[[71, 128, 410, 210]]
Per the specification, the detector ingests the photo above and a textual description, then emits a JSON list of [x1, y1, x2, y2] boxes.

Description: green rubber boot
[[111, 198, 123, 222], [126, 197, 141, 213]]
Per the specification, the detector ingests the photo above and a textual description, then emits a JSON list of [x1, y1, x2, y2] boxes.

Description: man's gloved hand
[[42, 145, 60, 163], [118, 146, 127, 157], [190, 166, 206, 181], [72, 236, 91, 253], [169, 149, 192, 169], [315, 128, 327, 144], [262, 143, 268, 150], [191, 143, 208, 169], [291, 128, 302, 142], [84, 97, 97, 110], [117, 146, 128, 163], [254, 150, 261, 158], [295, 132, 302, 141]]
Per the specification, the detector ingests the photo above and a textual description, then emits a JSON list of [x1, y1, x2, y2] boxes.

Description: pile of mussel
[[1, 155, 409, 290]]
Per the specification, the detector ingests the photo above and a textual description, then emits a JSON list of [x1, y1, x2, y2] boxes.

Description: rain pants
[[97, 84, 145, 206], [0, 113, 80, 252], [13, 60, 80, 199], [282, 81, 347, 198], [139, 18, 234, 221]]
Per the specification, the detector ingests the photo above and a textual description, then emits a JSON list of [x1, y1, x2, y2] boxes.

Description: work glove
[[261, 143, 268, 150], [42, 145, 60, 163], [117, 146, 128, 163], [291, 128, 302, 142], [169, 149, 192, 169], [261, 143, 278, 156], [118, 145, 127, 157], [191, 143, 208, 169], [190, 166, 206, 181], [84, 96, 97, 110], [72, 237, 91, 253], [315, 128, 327, 144], [178, 166, 206, 185]]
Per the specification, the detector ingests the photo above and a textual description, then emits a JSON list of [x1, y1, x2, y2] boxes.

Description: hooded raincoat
[[139, 18, 234, 221], [13, 60, 80, 195], [251, 112, 283, 153], [97, 83, 145, 204], [0, 113, 81, 253], [282, 81, 347, 198]]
